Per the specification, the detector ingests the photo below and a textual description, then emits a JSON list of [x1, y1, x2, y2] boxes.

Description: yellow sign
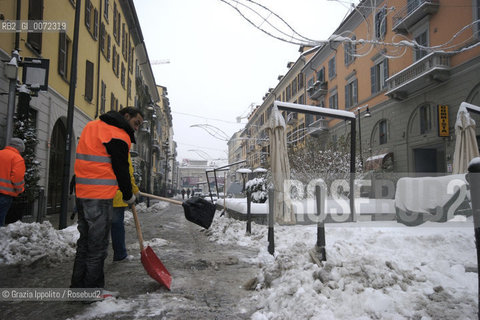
[[438, 105, 449, 137]]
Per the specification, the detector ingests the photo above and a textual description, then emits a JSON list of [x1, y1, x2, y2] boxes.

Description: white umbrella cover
[[267, 106, 295, 224], [452, 102, 480, 174]]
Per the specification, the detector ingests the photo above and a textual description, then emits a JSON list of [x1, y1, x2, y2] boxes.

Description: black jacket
[[99, 111, 135, 201]]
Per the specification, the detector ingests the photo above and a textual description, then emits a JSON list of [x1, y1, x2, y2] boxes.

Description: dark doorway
[[47, 119, 66, 215], [414, 148, 441, 173]]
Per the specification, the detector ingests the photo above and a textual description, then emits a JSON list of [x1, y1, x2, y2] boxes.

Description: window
[[298, 94, 305, 105], [317, 67, 325, 83], [121, 63, 125, 88], [100, 81, 106, 114], [110, 93, 118, 111], [85, 60, 94, 102], [419, 105, 431, 134], [371, 58, 389, 94], [127, 77, 131, 99], [58, 32, 71, 80], [84, 0, 98, 39], [27, 0, 43, 53], [329, 92, 338, 109], [122, 23, 127, 58], [344, 36, 356, 66], [307, 77, 314, 89], [113, 3, 120, 44], [128, 42, 133, 73], [100, 23, 111, 60], [345, 79, 358, 109], [103, 0, 109, 21], [328, 56, 336, 79], [112, 46, 119, 76], [297, 73, 304, 90], [375, 7, 387, 40], [379, 120, 387, 144], [286, 84, 291, 101], [414, 30, 428, 61], [291, 78, 297, 96]]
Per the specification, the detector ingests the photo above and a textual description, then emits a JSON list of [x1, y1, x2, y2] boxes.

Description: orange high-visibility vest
[[0, 146, 25, 197], [74, 119, 131, 199]]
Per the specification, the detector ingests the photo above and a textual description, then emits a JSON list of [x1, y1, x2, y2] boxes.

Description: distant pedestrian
[[0, 138, 26, 226], [181, 189, 185, 199], [186, 188, 191, 198], [71, 107, 143, 295]]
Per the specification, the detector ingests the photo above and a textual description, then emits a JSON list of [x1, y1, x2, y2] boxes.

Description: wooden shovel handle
[[131, 204, 144, 251], [139, 192, 183, 205]]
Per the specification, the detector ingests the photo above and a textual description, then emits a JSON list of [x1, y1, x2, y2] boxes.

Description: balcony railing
[[287, 112, 298, 125], [308, 117, 329, 136], [392, 0, 439, 33], [386, 52, 450, 100], [308, 81, 328, 100]]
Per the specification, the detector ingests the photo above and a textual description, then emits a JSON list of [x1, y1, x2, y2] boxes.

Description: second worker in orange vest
[[70, 107, 144, 294]]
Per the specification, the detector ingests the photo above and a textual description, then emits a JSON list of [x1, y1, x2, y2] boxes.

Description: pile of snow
[[207, 213, 478, 319], [0, 221, 78, 265]]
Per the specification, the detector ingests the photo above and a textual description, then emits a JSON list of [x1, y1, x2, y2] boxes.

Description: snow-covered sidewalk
[[0, 202, 477, 319]]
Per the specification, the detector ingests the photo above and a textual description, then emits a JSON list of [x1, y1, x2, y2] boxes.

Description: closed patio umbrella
[[267, 106, 295, 224], [453, 102, 480, 174]]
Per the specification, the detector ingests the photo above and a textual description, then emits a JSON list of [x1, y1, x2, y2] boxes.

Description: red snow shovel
[[131, 204, 172, 290]]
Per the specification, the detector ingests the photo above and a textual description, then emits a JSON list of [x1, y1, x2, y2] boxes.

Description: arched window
[[379, 120, 387, 145]]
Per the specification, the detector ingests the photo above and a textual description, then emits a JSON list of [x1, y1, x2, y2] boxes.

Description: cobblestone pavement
[[0, 201, 260, 319]]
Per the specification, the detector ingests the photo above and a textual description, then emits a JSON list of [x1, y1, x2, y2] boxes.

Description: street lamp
[[356, 104, 371, 168], [4, 51, 19, 145], [146, 105, 155, 206], [236, 168, 252, 193]]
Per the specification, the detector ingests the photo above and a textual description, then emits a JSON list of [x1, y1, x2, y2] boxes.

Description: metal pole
[[5, 51, 19, 145], [358, 111, 363, 168], [315, 185, 326, 261], [59, 0, 81, 229], [206, 171, 214, 202], [350, 119, 356, 222], [267, 188, 274, 255], [467, 159, 480, 320], [246, 190, 251, 234]]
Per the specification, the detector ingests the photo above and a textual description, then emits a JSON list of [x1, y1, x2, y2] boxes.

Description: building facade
[[0, 0, 174, 217], [237, 0, 480, 175]]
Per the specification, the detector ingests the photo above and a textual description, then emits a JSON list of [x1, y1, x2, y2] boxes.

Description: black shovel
[[139, 192, 217, 229]]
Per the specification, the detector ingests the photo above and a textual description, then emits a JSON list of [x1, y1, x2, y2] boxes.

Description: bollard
[[246, 190, 252, 235], [268, 188, 274, 255], [315, 185, 327, 261], [467, 158, 480, 320], [36, 188, 46, 223]]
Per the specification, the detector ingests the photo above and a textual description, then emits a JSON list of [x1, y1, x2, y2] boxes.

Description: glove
[[125, 194, 136, 205]]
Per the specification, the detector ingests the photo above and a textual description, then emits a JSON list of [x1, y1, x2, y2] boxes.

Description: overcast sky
[[133, 0, 358, 162]]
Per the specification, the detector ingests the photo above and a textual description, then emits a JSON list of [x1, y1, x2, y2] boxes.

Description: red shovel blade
[[140, 246, 172, 290]]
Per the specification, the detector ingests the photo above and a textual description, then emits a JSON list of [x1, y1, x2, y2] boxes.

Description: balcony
[[386, 52, 450, 100], [308, 81, 328, 100], [308, 117, 329, 136], [392, 0, 439, 33], [287, 112, 298, 125]]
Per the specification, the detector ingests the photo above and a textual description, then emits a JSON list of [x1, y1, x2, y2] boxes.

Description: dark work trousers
[[70, 198, 113, 288]]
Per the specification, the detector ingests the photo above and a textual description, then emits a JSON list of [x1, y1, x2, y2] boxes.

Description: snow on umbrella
[[267, 106, 295, 224], [452, 102, 480, 174]]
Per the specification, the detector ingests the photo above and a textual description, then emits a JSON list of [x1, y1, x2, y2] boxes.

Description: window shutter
[[353, 79, 358, 105], [371, 65, 376, 94], [85, 60, 94, 101], [94, 9, 99, 39], [58, 32, 66, 76], [383, 58, 389, 88], [345, 84, 350, 109]]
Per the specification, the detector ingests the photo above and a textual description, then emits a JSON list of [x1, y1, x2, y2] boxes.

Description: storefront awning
[[364, 152, 394, 171]]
